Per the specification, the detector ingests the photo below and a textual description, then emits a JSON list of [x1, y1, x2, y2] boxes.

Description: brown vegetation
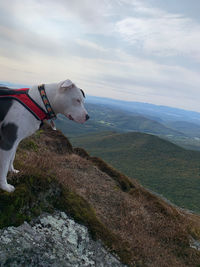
[[11, 123, 200, 266]]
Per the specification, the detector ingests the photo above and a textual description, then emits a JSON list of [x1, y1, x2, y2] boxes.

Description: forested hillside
[[71, 131, 200, 213]]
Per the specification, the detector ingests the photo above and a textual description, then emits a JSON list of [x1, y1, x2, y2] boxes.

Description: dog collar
[[38, 84, 57, 130]]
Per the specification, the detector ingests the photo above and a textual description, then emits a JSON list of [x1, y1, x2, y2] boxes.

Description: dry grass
[[12, 124, 200, 267]]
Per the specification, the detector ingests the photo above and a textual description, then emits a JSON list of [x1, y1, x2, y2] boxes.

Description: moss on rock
[[0, 171, 131, 265], [0, 173, 60, 228]]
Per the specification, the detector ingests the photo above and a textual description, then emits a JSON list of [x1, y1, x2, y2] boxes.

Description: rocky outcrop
[[0, 211, 125, 267]]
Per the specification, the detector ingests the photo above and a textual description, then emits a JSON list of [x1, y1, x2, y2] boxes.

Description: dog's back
[[0, 87, 15, 123], [0, 86, 9, 90], [0, 86, 18, 96]]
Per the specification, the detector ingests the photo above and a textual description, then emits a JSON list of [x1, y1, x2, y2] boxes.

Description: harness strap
[[0, 86, 57, 129], [0, 88, 49, 121]]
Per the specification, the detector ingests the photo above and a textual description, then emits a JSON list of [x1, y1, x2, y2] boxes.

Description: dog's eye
[[77, 99, 81, 103]]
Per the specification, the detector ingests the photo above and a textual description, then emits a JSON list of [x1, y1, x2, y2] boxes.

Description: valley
[[70, 131, 200, 213], [56, 97, 200, 213]]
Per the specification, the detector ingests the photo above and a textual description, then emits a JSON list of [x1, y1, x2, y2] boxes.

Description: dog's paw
[[12, 169, 19, 174], [0, 183, 15, 193], [9, 166, 20, 174]]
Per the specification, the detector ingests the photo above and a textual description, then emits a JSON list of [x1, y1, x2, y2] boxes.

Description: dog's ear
[[80, 89, 85, 98], [60, 79, 74, 92]]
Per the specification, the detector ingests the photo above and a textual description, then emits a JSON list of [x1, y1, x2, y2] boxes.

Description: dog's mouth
[[67, 114, 74, 121]]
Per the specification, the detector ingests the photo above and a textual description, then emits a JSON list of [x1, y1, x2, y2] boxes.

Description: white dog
[[0, 79, 89, 192]]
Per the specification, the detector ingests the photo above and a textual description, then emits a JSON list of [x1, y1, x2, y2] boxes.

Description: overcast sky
[[1, 0, 200, 111]]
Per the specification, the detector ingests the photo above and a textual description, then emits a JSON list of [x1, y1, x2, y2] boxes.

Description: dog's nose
[[86, 114, 90, 121]]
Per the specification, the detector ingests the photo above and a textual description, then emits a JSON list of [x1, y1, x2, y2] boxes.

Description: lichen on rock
[[0, 211, 125, 267]]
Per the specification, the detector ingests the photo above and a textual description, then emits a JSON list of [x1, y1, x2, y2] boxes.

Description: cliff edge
[[0, 123, 200, 267]]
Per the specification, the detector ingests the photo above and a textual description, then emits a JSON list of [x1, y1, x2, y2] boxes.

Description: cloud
[[75, 39, 107, 52], [1, 0, 200, 112], [115, 2, 200, 59]]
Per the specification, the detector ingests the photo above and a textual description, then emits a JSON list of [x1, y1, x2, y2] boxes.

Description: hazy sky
[[1, 0, 200, 111]]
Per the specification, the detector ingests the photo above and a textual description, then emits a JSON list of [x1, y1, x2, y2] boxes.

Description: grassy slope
[[1, 124, 200, 266], [71, 131, 200, 213]]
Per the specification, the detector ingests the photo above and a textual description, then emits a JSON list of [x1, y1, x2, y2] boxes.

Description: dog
[[0, 79, 89, 192]]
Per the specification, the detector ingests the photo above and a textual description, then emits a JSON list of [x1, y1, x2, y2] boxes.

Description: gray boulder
[[0, 211, 125, 267]]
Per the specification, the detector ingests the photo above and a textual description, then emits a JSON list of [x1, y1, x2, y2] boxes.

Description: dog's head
[[54, 79, 89, 124]]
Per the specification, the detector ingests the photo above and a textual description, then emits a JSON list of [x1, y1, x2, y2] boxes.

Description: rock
[[0, 211, 125, 267], [190, 236, 200, 251]]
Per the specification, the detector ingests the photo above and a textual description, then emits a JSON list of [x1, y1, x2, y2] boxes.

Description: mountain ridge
[[86, 95, 200, 123], [56, 103, 184, 137]]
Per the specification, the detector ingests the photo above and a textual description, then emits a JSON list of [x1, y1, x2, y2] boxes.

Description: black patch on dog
[[80, 89, 85, 98], [0, 99, 13, 121], [0, 86, 17, 95], [0, 123, 18, 151]]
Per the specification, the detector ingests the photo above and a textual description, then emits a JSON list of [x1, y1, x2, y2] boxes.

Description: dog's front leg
[[9, 145, 19, 174], [0, 149, 15, 192], [0, 122, 19, 192]]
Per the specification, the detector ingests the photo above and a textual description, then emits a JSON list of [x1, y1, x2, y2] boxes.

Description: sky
[[1, 0, 200, 111]]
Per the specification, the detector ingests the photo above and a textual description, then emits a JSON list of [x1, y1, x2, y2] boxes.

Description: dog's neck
[[28, 83, 59, 115]]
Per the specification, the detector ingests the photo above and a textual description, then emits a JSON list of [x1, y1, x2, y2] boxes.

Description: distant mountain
[[166, 121, 200, 137], [71, 131, 200, 213], [0, 81, 29, 89], [56, 103, 183, 138], [87, 95, 200, 125]]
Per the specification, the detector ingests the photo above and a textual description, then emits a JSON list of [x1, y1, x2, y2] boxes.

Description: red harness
[[0, 88, 49, 121]]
